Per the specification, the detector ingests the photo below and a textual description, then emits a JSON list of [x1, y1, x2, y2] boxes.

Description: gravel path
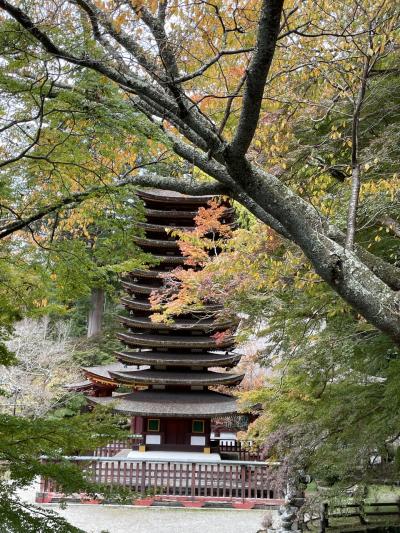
[[42, 504, 266, 533], [19, 480, 268, 533]]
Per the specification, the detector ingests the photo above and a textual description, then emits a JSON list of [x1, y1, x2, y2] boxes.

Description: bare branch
[[345, 40, 378, 249], [0, 92, 46, 168], [176, 47, 253, 84], [218, 71, 247, 135]]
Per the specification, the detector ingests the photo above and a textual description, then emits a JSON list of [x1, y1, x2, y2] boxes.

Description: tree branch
[[0, 173, 227, 240], [345, 54, 371, 250], [0, 93, 46, 169], [228, 0, 284, 157], [0, 0, 177, 119], [176, 48, 253, 84], [72, 0, 162, 82]]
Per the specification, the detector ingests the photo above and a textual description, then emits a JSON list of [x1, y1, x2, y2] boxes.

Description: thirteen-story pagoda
[[81, 190, 244, 453]]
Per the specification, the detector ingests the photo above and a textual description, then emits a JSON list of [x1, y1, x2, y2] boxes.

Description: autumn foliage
[[149, 199, 280, 326]]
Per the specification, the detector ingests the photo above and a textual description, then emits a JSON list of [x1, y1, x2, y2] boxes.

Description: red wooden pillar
[[133, 415, 143, 434]]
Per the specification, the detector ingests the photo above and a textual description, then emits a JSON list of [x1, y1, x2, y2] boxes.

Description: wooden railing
[[91, 436, 144, 457], [90, 437, 263, 461], [40, 457, 280, 502], [319, 501, 400, 532], [218, 441, 263, 461]]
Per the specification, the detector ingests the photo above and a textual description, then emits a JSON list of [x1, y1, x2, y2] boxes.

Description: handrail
[[40, 455, 281, 467]]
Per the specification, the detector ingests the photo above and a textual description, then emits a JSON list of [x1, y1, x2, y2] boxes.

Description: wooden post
[[319, 502, 329, 533], [141, 461, 146, 496], [135, 462, 140, 492], [358, 501, 367, 525], [241, 464, 246, 503], [191, 462, 196, 501]]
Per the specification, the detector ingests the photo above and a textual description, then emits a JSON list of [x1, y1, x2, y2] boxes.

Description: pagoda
[[80, 189, 244, 454]]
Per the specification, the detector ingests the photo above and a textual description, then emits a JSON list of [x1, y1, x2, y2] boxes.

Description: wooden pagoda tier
[[86, 189, 243, 452], [89, 390, 238, 418]]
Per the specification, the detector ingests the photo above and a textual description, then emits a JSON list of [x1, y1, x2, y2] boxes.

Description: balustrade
[[40, 457, 280, 502]]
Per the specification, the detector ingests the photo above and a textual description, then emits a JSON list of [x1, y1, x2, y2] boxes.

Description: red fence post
[[241, 464, 246, 503], [141, 461, 146, 496], [191, 462, 196, 501]]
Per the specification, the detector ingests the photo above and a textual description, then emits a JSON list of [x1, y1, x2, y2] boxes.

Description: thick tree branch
[[135, 3, 180, 80], [157, 0, 167, 24], [228, 0, 284, 157], [327, 227, 400, 291]]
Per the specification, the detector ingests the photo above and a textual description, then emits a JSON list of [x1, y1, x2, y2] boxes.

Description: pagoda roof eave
[[127, 268, 164, 280], [115, 350, 242, 368], [109, 369, 244, 386], [133, 236, 180, 250], [117, 332, 235, 350], [136, 221, 195, 233], [118, 315, 236, 332], [137, 189, 215, 205], [120, 280, 159, 295], [120, 297, 221, 315], [87, 389, 239, 417]]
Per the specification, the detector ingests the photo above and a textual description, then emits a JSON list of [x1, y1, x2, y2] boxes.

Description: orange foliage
[[194, 199, 233, 238]]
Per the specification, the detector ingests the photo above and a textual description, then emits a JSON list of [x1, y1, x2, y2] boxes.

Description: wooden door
[[164, 418, 187, 445]]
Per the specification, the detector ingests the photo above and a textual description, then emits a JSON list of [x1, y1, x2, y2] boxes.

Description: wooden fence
[[40, 457, 280, 502], [91, 436, 144, 457], [218, 441, 263, 461], [90, 437, 263, 461], [319, 500, 400, 532]]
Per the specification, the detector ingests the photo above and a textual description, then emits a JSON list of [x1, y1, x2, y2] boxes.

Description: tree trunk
[[345, 162, 361, 250], [87, 287, 105, 338]]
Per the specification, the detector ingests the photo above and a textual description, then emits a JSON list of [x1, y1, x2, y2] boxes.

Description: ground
[[19, 482, 268, 533], [43, 505, 267, 533]]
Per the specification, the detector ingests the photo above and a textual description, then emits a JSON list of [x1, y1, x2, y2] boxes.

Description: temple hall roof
[[82, 362, 148, 386]]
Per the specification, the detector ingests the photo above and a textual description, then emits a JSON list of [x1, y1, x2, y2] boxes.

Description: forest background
[[0, 0, 399, 530]]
